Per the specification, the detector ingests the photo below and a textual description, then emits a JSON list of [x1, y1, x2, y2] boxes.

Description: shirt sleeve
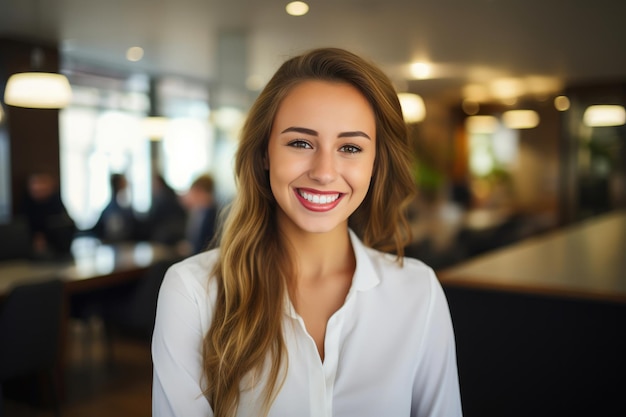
[[411, 270, 463, 417], [152, 263, 214, 417]]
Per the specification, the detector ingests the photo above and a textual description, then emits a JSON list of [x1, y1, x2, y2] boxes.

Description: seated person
[[180, 174, 220, 254], [141, 173, 187, 245], [21, 172, 76, 259], [87, 173, 138, 243]]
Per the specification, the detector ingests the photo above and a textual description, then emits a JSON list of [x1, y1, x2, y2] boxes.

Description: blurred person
[[152, 48, 461, 416], [88, 173, 138, 243], [21, 171, 76, 259], [141, 173, 187, 245], [180, 174, 219, 255]]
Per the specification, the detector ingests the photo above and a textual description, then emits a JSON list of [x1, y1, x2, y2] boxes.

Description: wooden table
[[437, 210, 626, 417], [0, 239, 180, 296]]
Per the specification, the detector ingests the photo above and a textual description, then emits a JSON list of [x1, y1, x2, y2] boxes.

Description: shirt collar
[[348, 229, 380, 292]]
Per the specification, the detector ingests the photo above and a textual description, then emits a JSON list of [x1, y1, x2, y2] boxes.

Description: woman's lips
[[295, 188, 343, 212]]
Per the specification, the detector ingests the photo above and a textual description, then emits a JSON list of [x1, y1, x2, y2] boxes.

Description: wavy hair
[[203, 47, 416, 417]]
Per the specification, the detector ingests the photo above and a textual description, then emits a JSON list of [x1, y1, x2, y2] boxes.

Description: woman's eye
[[340, 144, 362, 154], [287, 140, 312, 149]]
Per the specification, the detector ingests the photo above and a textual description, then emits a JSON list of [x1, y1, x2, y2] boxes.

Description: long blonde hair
[[203, 47, 416, 417]]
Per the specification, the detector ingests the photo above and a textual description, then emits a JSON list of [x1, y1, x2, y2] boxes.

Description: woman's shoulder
[[160, 248, 220, 301]]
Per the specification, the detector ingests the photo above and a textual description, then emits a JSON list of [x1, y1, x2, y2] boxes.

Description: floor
[[4, 318, 152, 417]]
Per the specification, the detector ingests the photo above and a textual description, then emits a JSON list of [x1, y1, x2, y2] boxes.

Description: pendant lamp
[[4, 48, 72, 109], [398, 92, 426, 123], [583, 105, 626, 127]]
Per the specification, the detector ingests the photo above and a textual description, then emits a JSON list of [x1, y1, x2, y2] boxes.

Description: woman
[[152, 47, 462, 417]]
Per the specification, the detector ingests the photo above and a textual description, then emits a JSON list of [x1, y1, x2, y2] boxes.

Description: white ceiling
[[1, 0, 626, 104]]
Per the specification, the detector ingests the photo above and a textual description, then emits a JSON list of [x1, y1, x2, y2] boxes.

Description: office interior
[[0, 1, 625, 416]]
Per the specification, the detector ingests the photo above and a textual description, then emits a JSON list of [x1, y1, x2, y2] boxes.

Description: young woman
[[152, 47, 462, 417]]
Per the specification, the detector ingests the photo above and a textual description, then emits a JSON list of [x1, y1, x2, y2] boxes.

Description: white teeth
[[300, 190, 339, 204]]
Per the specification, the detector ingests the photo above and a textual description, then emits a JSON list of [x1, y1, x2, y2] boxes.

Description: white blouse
[[152, 231, 462, 417]]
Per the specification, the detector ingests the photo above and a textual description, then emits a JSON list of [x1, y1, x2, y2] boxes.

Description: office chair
[[0, 279, 64, 417], [102, 257, 179, 362]]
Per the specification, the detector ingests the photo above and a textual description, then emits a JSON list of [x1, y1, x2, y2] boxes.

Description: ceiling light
[[466, 115, 498, 134], [583, 105, 626, 127], [126, 46, 144, 62], [554, 95, 570, 111], [4, 47, 72, 109], [410, 62, 432, 79], [397, 93, 426, 123], [286, 1, 309, 16], [502, 110, 540, 129], [4, 72, 72, 109], [489, 78, 525, 100]]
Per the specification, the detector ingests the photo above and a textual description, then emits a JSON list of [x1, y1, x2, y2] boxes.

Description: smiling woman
[[267, 80, 376, 235], [151, 47, 462, 417]]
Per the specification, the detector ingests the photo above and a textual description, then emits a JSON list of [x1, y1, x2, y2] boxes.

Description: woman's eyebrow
[[281, 126, 371, 140], [338, 131, 371, 140], [281, 126, 318, 136]]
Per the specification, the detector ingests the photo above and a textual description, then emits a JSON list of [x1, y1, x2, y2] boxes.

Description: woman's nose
[[308, 150, 337, 184]]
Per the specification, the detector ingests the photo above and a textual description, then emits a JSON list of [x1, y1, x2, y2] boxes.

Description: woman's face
[[266, 80, 376, 235]]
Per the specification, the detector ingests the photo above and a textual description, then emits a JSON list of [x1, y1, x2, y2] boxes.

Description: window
[[59, 81, 151, 229]]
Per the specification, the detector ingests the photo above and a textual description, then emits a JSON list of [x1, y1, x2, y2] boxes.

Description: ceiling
[[2, 0, 626, 105]]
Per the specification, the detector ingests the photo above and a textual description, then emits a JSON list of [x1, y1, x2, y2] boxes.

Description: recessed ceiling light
[[554, 95, 570, 111], [126, 46, 144, 62], [409, 62, 431, 79], [286, 1, 309, 16]]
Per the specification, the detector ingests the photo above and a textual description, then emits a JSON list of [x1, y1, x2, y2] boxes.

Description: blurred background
[[1, 0, 625, 416], [1, 0, 625, 238]]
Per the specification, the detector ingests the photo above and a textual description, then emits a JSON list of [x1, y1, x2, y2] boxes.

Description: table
[[437, 210, 626, 417], [0, 239, 181, 296], [439, 209, 626, 302], [0, 238, 183, 402]]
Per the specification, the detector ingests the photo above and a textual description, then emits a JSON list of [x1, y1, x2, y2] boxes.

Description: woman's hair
[[203, 47, 416, 417]]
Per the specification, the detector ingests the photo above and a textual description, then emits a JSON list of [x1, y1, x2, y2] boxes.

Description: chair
[[0, 218, 32, 261], [0, 279, 64, 417], [103, 257, 179, 351]]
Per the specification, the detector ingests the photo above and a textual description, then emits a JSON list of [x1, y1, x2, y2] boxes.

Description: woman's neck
[[280, 222, 355, 286]]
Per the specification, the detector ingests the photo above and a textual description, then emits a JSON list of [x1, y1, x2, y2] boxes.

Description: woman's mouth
[[295, 188, 343, 211]]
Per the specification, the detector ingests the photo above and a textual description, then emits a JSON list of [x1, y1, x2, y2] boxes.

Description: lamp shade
[[398, 93, 426, 123], [502, 110, 540, 129], [583, 105, 626, 127], [4, 72, 72, 109]]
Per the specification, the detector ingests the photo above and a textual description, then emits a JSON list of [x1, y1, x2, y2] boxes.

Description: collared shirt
[[152, 231, 462, 417]]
